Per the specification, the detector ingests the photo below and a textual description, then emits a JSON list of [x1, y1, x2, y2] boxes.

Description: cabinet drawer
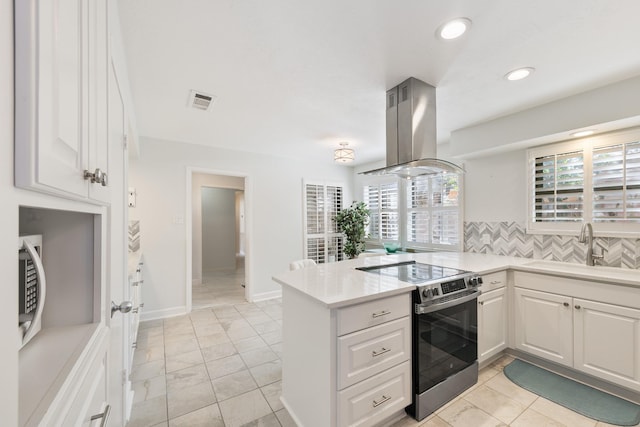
[[481, 270, 507, 292], [338, 316, 410, 389], [62, 352, 108, 426], [337, 293, 411, 336], [338, 361, 411, 427]]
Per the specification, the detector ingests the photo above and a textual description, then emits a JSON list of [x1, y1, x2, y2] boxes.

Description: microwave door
[[20, 239, 46, 346]]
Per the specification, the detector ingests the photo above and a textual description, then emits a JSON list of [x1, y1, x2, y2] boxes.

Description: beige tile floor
[[129, 278, 639, 427]]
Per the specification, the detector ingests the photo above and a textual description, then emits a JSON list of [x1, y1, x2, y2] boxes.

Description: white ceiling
[[117, 0, 640, 166]]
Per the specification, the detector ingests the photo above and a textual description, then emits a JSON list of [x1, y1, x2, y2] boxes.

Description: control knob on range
[[422, 288, 433, 298]]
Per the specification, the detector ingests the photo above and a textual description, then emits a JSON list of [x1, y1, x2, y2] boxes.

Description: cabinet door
[[514, 287, 573, 366], [15, 0, 90, 198], [478, 287, 507, 363], [574, 299, 640, 391], [87, 0, 110, 202]]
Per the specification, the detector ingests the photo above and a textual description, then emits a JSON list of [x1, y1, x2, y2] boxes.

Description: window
[[592, 141, 640, 223], [363, 173, 463, 251], [364, 180, 399, 243], [407, 173, 461, 248], [303, 182, 345, 263], [533, 151, 584, 222], [528, 129, 640, 235]]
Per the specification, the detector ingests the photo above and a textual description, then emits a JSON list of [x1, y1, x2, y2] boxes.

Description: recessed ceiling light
[[505, 67, 535, 81], [571, 130, 596, 138], [437, 18, 472, 40]]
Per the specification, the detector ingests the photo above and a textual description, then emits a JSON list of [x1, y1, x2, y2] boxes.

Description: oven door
[[414, 291, 478, 395]]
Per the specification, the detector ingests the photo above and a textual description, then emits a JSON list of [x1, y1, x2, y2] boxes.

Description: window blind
[[593, 141, 640, 222], [534, 151, 584, 222], [364, 182, 399, 242], [407, 174, 460, 247], [304, 183, 344, 263]]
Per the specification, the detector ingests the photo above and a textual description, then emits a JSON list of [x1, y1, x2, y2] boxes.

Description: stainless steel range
[[357, 260, 483, 421]]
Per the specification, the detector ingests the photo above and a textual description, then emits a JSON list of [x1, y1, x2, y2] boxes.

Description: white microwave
[[18, 234, 45, 349]]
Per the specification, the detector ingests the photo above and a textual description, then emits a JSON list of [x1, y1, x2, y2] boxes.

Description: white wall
[[191, 173, 244, 284], [463, 149, 527, 223], [130, 137, 353, 317], [201, 187, 237, 273]]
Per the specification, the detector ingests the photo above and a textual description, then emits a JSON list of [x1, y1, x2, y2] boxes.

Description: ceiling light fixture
[[334, 142, 355, 164], [505, 67, 535, 81], [437, 18, 472, 40], [571, 130, 596, 138]]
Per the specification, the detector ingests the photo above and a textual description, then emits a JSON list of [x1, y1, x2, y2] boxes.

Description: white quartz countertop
[[272, 252, 640, 308]]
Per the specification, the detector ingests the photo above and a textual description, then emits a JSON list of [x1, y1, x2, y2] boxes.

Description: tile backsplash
[[128, 220, 140, 253], [464, 221, 640, 269]]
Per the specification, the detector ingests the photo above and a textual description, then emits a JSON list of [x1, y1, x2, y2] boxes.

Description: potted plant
[[334, 201, 370, 259]]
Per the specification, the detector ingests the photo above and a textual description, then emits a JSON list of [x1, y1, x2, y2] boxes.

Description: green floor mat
[[504, 359, 640, 426]]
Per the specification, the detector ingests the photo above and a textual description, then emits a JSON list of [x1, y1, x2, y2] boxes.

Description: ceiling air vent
[[188, 90, 216, 111]]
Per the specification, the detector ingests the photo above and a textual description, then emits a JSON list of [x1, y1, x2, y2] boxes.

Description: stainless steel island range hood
[[362, 77, 463, 178]]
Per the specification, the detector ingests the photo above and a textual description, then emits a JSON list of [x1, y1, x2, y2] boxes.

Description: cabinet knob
[[111, 300, 133, 318], [575, 305, 581, 310], [84, 168, 108, 186], [479, 301, 484, 305], [563, 302, 569, 307]]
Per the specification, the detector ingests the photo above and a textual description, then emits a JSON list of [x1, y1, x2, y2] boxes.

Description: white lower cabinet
[[336, 294, 412, 427], [514, 287, 573, 366], [574, 298, 640, 391], [280, 290, 412, 427], [478, 287, 507, 363], [514, 282, 640, 392], [338, 361, 411, 427], [62, 352, 108, 427]]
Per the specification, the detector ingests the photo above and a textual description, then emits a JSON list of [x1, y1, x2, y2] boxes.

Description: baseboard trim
[[250, 290, 282, 302], [507, 348, 640, 405], [280, 396, 305, 427], [140, 306, 187, 322]]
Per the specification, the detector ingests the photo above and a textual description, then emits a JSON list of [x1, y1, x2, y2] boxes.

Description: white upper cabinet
[[15, 0, 111, 203]]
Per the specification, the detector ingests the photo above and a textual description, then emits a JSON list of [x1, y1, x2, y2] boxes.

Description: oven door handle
[[415, 290, 480, 314]]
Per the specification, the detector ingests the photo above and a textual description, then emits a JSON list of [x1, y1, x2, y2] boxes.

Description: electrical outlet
[[173, 215, 184, 224], [481, 233, 491, 245]]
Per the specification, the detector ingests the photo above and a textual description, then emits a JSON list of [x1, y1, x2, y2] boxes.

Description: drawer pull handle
[[490, 280, 501, 285], [90, 404, 111, 427], [372, 310, 390, 318], [372, 395, 391, 407], [372, 347, 391, 357]]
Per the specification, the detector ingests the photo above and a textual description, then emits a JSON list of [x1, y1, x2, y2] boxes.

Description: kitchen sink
[[522, 260, 640, 283]]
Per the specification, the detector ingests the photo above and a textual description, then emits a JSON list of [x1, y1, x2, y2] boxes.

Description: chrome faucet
[[578, 223, 604, 266]]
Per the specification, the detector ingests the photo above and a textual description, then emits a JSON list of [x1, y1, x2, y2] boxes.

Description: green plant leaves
[[334, 201, 370, 258]]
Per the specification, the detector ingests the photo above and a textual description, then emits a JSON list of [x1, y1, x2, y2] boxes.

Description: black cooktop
[[356, 261, 469, 285]]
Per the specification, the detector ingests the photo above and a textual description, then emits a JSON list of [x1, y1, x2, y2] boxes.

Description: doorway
[[188, 170, 249, 310]]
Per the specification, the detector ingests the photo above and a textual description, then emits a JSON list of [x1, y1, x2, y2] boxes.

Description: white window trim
[[527, 127, 640, 237]]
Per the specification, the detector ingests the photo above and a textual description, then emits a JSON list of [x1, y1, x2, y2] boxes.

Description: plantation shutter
[[534, 151, 584, 222], [407, 173, 460, 247], [304, 182, 345, 263], [593, 141, 640, 222], [364, 181, 399, 243]]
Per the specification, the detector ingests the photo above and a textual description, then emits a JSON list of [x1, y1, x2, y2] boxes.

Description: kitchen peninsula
[[273, 252, 640, 427]]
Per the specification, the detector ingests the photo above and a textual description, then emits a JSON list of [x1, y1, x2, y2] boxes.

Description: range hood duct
[[362, 77, 464, 178]]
